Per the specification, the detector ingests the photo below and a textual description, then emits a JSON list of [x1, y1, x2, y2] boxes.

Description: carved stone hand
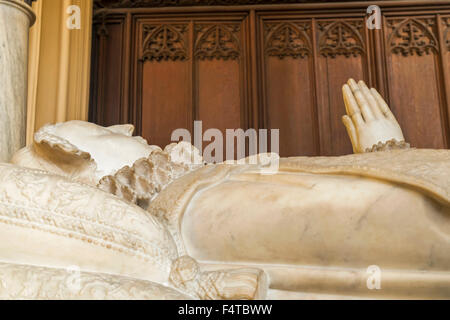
[[169, 256, 267, 300], [342, 79, 405, 153]]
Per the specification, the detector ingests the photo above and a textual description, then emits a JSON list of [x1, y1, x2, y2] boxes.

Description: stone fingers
[[370, 87, 398, 123], [357, 80, 384, 119], [342, 84, 364, 128], [342, 115, 359, 153], [347, 78, 375, 122]]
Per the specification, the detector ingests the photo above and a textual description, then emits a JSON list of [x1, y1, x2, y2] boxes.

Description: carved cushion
[[0, 163, 178, 284], [0, 261, 191, 300]]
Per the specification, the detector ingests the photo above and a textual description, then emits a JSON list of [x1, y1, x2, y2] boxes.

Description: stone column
[[0, 0, 35, 162]]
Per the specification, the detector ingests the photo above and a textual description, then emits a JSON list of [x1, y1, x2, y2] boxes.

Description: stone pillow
[[0, 163, 178, 284], [0, 261, 191, 300]]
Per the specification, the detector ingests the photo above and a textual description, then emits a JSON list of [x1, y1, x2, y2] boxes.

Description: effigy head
[[11, 121, 203, 189]]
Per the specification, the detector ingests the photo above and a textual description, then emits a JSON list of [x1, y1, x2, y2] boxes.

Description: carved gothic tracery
[[387, 18, 438, 56], [194, 24, 241, 60], [442, 17, 450, 51], [318, 20, 365, 58], [142, 24, 188, 62], [95, 11, 109, 37], [94, 0, 339, 9], [264, 22, 312, 59]]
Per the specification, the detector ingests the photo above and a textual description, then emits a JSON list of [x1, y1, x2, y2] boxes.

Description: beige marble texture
[[173, 163, 450, 299], [0, 0, 35, 162], [0, 261, 191, 300], [0, 162, 267, 300], [6, 81, 450, 299], [0, 162, 179, 285]]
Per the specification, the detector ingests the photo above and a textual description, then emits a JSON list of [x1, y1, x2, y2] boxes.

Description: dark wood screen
[[90, 0, 450, 157]]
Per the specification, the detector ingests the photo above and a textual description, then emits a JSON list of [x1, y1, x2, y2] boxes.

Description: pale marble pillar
[[0, 0, 35, 162]]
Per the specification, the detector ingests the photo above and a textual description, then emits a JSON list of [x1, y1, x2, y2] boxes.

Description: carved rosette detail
[[318, 20, 365, 58], [142, 24, 188, 62], [194, 24, 241, 60], [264, 22, 312, 59], [387, 18, 438, 56]]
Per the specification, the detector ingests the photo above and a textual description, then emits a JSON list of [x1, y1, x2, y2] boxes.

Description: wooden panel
[[91, 20, 125, 126], [195, 22, 245, 130], [194, 21, 247, 160], [265, 57, 317, 157], [316, 56, 366, 156], [141, 61, 191, 148], [135, 18, 248, 152], [315, 19, 369, 156], [262, 20, 318, 157], [384, 16, 447, 149], [387, 54, 445, 148], [197, 60, 242, 132], [439, 15, 450, 147], [90, 3, 450, 159]]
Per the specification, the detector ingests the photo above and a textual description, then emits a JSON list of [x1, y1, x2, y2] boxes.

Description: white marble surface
[[0, 0, 35, 162]]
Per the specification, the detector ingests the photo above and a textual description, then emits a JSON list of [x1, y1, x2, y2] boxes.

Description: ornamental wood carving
[[318, 20, 365, 58], [94, 0, 338, 9], [90, 1, 450, 157], [141, 24, 189, 62], [264, 22, 312, 59], [442, 17, 450, 51], [387, 18, 439, 56], [95, 12, 109, 37], [194, 24, 241, 60]]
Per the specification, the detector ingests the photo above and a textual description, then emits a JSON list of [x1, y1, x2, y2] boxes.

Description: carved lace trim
[[0, 202, 171, 268], [365, 139, 410, 153], [98, 143, 203, 210]]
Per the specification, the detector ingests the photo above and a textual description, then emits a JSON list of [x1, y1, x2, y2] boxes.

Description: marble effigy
[[2, 0, 447, 302], [7, 80, 450, 299], [0, 0, 35, 162]]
